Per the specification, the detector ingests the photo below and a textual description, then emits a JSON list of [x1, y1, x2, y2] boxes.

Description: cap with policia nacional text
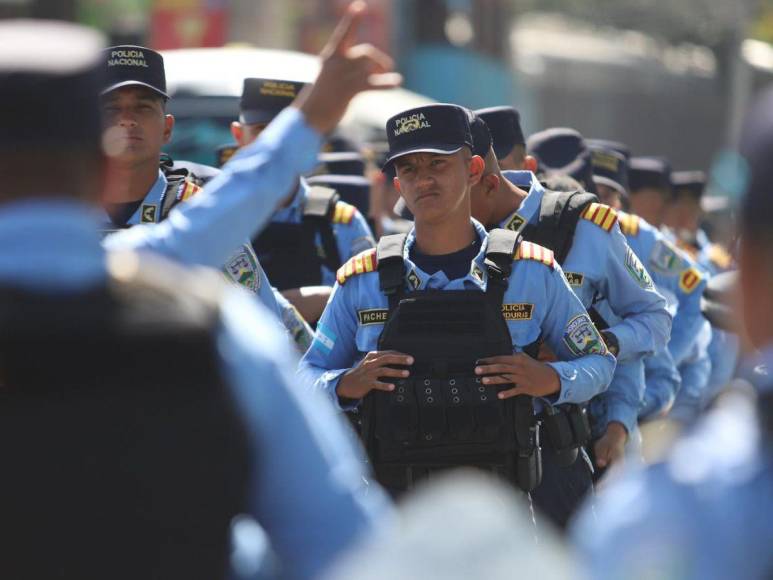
[[590, 145, 629, 196], [671, 170, 706, 200], [384, 103, 473, 169], [475, 106, 525, 159], [240, 77, 306, 125], [0, 20, 105, 149], [628, 157, 672, 193], [527, 127, 596, 194], [103, 45, 167, 99]]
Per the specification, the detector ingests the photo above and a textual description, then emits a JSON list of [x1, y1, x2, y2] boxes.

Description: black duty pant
[[530, 446, 594, 531]]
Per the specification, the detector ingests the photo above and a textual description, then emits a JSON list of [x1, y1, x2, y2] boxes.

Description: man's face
[[596, 183, 623, 210], [498, 144, 526, 171], [393, 150, 480, 225], [629, 187, 667, 226], [231, 122, 268, 148], [101, 86, 172, 167], [663, 194, 701, 235]]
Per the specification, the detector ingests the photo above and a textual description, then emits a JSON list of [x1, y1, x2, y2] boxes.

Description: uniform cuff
[[605, 323, 638, 362], [549, 362, 583, 405], [318, 368, 360, 412], [604, 397, 638, 435]]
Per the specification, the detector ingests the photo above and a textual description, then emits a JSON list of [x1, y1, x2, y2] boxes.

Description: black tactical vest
[[252, 186, 342, 290], [0, 253, 250, 580], [360, 229, 542, 494]]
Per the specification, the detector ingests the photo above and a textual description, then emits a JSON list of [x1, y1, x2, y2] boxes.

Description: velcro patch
[[503, 212, 526, 232], [358, 309, 389, 325], [514, 241, 555, 268], [336, 249, 377, 285], [617, 212, 640, 237], [502, 303, 534, 321], [332, 201, 356, 225], [565, 272, 585, 287], [679, 266, 703, 294], [580, 202, 618, 232]]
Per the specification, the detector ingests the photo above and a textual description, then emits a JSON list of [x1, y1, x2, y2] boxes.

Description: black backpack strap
[[377, 233, 408, 313], [524, 189, 597, 264], [303, 186, 342, 273], [484, 228, 519, 306]]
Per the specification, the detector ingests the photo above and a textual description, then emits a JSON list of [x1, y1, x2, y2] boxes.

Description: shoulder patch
[[177, 180, 202, 202], [708, 244, 733, 270], [617, 211, 640, 237], [332, 201, 356, 225], [514, 241, 555, 268], [679, 266, 704, 294], [580, 202, 618, 232], [336, 248, 377, 285]]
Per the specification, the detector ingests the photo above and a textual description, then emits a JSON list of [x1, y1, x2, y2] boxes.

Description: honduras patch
[[313, 323, 336, 355], [223, 245, 261, 292], [563, 314, 607, 357]]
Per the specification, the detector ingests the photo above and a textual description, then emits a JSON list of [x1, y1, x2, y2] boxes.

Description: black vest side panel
[[0, 259, 250, 580]]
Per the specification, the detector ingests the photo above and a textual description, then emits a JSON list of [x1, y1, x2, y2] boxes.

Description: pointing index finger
[[322, 1, 366, 58]]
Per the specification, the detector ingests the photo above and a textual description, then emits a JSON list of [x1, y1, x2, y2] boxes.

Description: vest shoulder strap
[[514, 241, 555, 269], [335, 248, 378, 286], [159, 161, 204, 221], [376, 233, 407, 296], [303, 186, 339, 220], [484, 228, 519, 305], [617, 211, 640, 237]]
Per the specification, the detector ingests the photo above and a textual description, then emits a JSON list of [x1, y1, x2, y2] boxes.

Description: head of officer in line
[[385, 104, 484, 248], [100, 46, 172, 200], [475, 106, 537, 172], [662, 170, 706, 242], [527, 127, 597, 194], [231, 77, 306, 147], [627, 156, 672, 227], [589, 145, 629, 210]]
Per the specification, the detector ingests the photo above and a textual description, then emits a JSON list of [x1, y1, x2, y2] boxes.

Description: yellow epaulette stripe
[[581, 202, 618, 232], [514, 241, 555, 268], [618, 211, 640, 237], [332, 201, 356, 225], [336, 249, 377, 285], [180, 181, 201, 201]]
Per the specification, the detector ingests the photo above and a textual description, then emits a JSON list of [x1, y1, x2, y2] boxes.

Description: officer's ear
[[230, 121, 243, 146], [523, 155, 538, 173], [469, 154, 485, 185], [162, 114, 175, 145], [482, 173, 499, 196]]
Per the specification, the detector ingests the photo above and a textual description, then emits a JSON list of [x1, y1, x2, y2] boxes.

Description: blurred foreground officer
[[0, 11, 396, 580], [231, 77, 375, 323], [300, 103, 616, 498], [573, 88, 773, 580]]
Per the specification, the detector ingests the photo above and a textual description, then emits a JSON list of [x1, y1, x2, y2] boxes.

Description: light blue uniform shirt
[[0, 198, 392, 580], [300, 219, 616, 409], [572, 346, 773, 580], [268, 178, 375, 286], [500, 172, 671, 434]]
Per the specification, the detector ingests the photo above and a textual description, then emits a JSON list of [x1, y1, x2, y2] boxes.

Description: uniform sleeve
[[272, 287, 315, 354], [537, 262, 617, 405], [218, 288, 393, 580], [670, 321, 713, 423], [640, 348, 681, 421], [298, 279, 363, 408], [587, 221, 672, 362], [668, 275, 708, 366], [104, 107, 323, 269]]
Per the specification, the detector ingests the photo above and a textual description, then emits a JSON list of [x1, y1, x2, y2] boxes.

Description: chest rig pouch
[[252, 186, 342, 290], [361, 229, 542, 493]]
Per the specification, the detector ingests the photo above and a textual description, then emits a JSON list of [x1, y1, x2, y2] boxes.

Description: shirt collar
[[498, 170, 544, 230], [402, 219, 491, 291], [102, 169, 167, 228]]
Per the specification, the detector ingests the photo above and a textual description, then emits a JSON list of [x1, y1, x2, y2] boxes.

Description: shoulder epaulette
[[708, 243, 733, 270], [332, 201, 356, 225], [580, 202, 618, 232], [617, 211, 640, 237], [177, 179, 202, 202], [514, 241, 555, 268], [336, 248, 377, 285]]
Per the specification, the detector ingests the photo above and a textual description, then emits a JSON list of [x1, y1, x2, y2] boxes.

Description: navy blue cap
[[306, 174, 371, 215], [103, 45, 167, 99], [317, 152, 366, 177], [0, 20, 105, 149], [475, 106, 525, 159], [240, 78, 306, 125], [384, 103, 473, 168], [739, 87, 773, 236], [586, 138, 631, 161], [671, 170, 706, 200], [590, 146, 629, 196], [628, 157, 672, 193], [527, 127, 596, 193], [467, 111, 493, 158]]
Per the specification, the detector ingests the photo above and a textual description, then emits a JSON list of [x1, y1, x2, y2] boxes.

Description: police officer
[[0, 9, 397, 579], [300, 103, 616, 501], [572, 88, 773, 579], [98, 41, 317, 349], [230, 77, 376, 324], [475, 105, 537, 172]]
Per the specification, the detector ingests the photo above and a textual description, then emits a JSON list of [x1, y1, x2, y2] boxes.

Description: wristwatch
[[601, 330, 620, 357]]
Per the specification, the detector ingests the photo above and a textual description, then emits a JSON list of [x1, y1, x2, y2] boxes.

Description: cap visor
[[592, 175, 627, 197], [102, 80, 168, 99], [382, 144, 463, 170], [240, 109, 282, 125]]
